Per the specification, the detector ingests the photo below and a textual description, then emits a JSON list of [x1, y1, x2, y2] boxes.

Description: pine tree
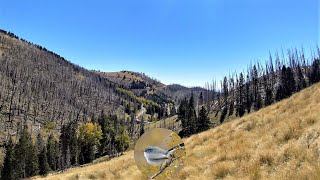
[[177, 98, 188, 137], [222, 77, 229, 106], [265, 88, 273, 106], [14, 125, 39, 178], [37, 133, 51, 175], [37, 133, 44, 154], [286, 67, 296, 96], [237, 73, 245, 117], [220, 77, 229, 123], [47, 134, 57, 171], [188, 93, 197, 135], [309, 58, 320, 84], [98, 111, 109, 155], [276, 65, 296, 101], [199, 92, 204, 105], [276, 65, 287, 101], [59, 121, 79, 168], [296, 64, 307, 91], [263, 73, 273, 106], [254, 93, 263, 110], [54, 141, 61, 170], [115, 125, 130, 154], [129, 112, 135, 138], [38, 147, 51, 175], [197, 106, 210, 132], [228, 77, 235, 116], [220, 107, 228, 123], [69, 122, 79, 166], [1, 137, 15, 180], [245, 75, 252, 113], [139, 116, 145, 136], [59, 124, 72, 169], [252, 65, 259, 103], [80, 144, 95, 164]]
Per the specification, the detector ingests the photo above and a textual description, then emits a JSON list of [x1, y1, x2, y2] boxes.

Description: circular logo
[[134, 128, 186, 179]]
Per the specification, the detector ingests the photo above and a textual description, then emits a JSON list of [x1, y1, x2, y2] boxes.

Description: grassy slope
[[33, 83, 320, 180]]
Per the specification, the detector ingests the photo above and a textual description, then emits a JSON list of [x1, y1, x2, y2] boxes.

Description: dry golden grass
[[33, 83, 320, 180]]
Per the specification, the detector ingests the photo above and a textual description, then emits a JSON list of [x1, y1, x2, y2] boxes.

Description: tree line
[[179, 47, 320, 136], [0, 112, 130, 180], [178, 93, 211, 137]]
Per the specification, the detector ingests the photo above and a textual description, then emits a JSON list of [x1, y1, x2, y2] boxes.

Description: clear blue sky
[[0, 0, 318, 87]]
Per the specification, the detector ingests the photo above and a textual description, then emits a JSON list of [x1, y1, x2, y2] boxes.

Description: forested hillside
[[0, 30, 182, 179], [0, 30, 124, 140]]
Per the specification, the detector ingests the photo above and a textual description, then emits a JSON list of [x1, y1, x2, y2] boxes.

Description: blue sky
[[0, 0, 318, 87]]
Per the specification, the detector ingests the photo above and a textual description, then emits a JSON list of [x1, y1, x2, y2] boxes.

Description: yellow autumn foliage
[[78, 122, 103, 146]]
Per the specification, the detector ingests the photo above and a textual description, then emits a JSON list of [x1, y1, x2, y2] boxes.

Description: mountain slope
[[0, 31, 126, 141], [96, 70, 206, 104], [34, 83, 320, 180], [96, 70, 165, 89]]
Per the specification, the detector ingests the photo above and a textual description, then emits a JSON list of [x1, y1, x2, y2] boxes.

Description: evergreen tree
[[276, 65, 287, 101], [80, 144, 95, 164], [222, 77, 229, 106], [199, 92, 204, 105], [220, 107, 228, 123], [228, 77, 235, 116], [296, 64, 307, 91], [286, 67, 296, 96], [54, 141, 61, 170], [265, 88, 273, 106], [37, 133, 44, 154], [37, 133, 50, 175], [177, 98, 188, 137], [1, 138, 15, 180], [252, 65, 259, 103], [47, 134, 57, 171], [254, 93, 263, 110], [139, 116, 145, 136], [14, 125, 39, 178], [237, 73, 246, 117], [59, 124, 70, 169], [69, 122, 79, 166], [276, 65, 296, 101], [129, 112, 135, 138], [115, 125, 130, 154], [59, 121, 78, 168], [197, 106, 210, 132], [245, 75, 252, 113], [309, 58, 320, 84], [187, 93, 197, 135], [38, 147, 51, 175], [263, 74, 273, 106], [220, 77, 229, 123], [276, 84, 285, 101], [98, 111, 109, 155]]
